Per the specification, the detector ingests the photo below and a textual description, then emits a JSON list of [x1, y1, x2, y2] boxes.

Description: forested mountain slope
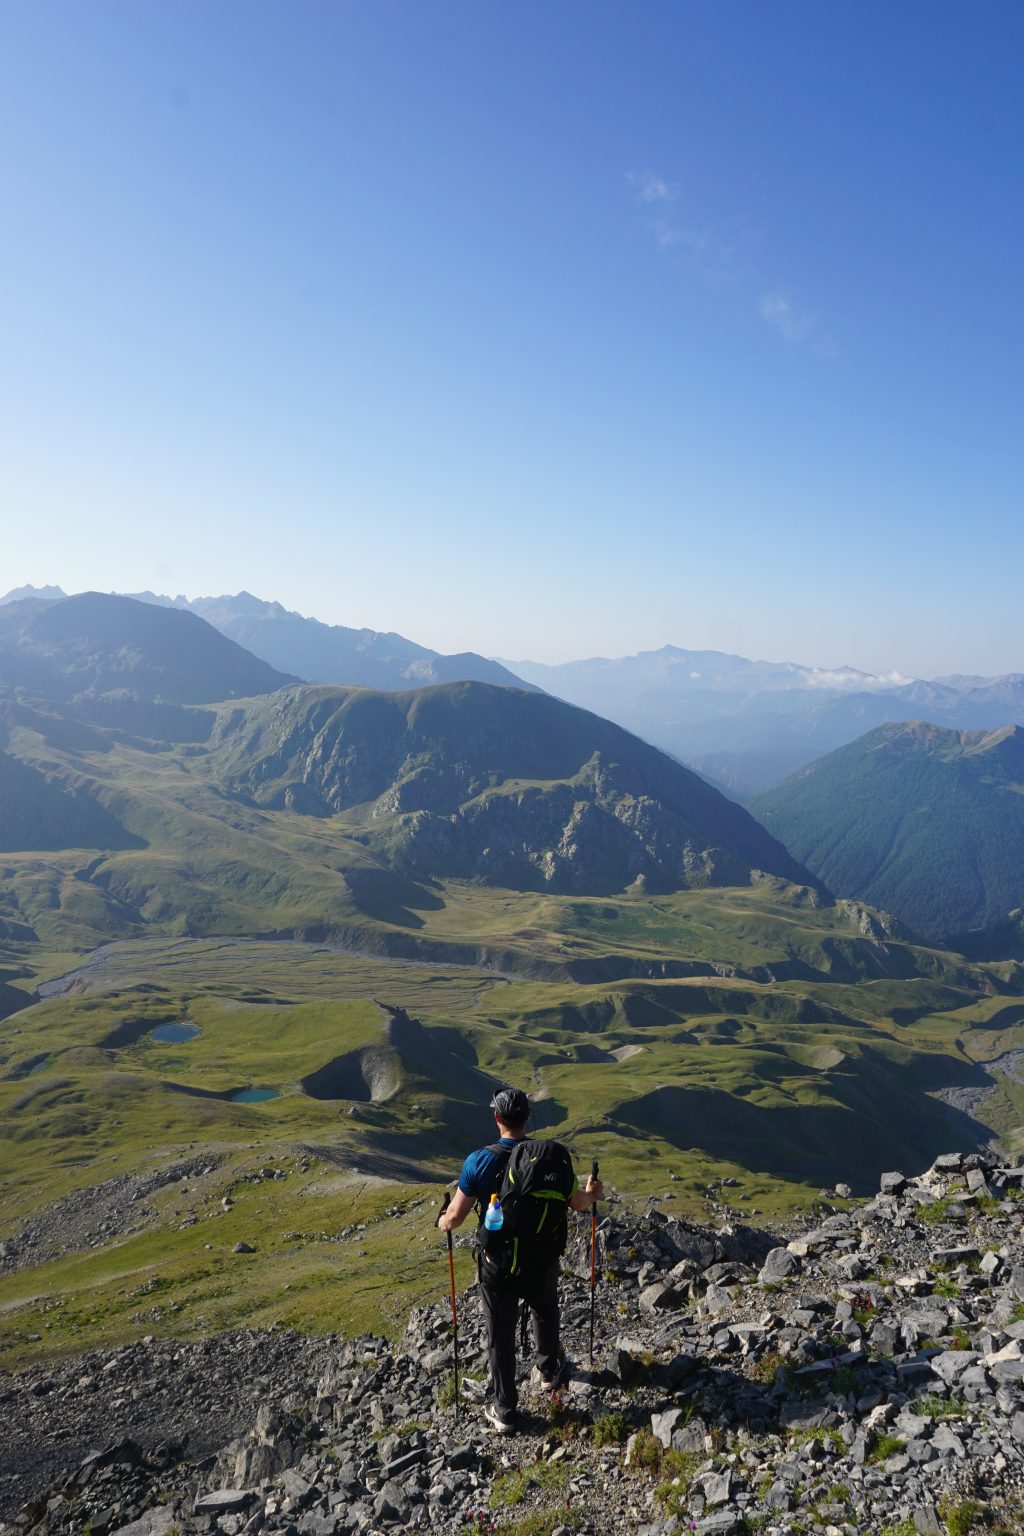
[[751, 720, 1024, 938]]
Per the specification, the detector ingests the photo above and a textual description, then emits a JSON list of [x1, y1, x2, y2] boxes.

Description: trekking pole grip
[[438, 1189, 451, 1228]]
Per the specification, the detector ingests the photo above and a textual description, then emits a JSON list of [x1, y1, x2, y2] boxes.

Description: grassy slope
[[751, 721, 1024, 939], [1, 707, 1023, 1367], [3, 885, 1022, 1367]]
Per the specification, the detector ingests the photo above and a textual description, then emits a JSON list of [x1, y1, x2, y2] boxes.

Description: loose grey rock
[[759, 1246, 799, 1283], [194, 1489, 257, 1513]]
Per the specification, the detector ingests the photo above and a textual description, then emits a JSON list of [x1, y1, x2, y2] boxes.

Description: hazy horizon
[[2, 578, 1018, 682], [3, 3, 1022, 675]]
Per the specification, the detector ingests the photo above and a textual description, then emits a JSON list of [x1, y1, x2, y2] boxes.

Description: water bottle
[[483, 1193, 504, 1231]]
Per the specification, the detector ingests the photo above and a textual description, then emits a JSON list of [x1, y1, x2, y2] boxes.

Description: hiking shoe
[[530, 1350, 572, 1392], [482, 1403, 517, 1435]]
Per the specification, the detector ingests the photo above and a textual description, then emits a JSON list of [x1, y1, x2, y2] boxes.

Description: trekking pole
[[589, 1159, 599, 1367], [439, 1191, 460, 1421]]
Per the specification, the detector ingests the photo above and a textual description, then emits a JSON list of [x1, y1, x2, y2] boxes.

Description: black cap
[[490, 1086, 530, 1124]]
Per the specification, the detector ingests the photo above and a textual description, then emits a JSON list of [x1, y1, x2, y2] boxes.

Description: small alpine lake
[[229, 1087, 280, 1103], [150, 1022, 200, 1044]]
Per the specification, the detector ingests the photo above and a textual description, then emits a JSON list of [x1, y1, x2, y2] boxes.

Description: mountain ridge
[[1, 585, 530, 693], [7, 586, 1022, 793], [0, 591, 297, 708], [210, 679, 817, 896], [504, 645, 1024, 795], [750, 718, 1024, 939]]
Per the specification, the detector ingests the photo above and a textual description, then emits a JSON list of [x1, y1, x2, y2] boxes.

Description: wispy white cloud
[[758, 292, 838, 358], [628, 169, 677, 204], [625, 172, 838, 359], [803, 667, 912, 691], [628, 173, 752, 287]]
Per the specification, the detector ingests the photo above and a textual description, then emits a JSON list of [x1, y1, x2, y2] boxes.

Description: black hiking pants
[[478, 1259, 561, 1420]]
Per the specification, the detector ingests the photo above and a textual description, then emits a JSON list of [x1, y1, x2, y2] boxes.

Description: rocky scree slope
[[211, 682, 816, 896], [10, 1150, 1024, 1535]]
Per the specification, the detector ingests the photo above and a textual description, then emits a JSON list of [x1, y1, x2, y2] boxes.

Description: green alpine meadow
[[2, 594, 1023, 1372]]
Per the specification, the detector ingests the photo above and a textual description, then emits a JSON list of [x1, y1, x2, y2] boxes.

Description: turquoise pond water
[[151, 1022, 200, 1043], [230, 1087, 280, 1103]]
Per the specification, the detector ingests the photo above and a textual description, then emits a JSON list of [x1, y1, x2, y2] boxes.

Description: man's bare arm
[[438, 1188, 475, 1232], [569, 1175, 604, 1212]]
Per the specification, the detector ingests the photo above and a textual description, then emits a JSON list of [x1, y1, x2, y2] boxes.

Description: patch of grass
[[867, 1433, 906, 1465], [832, 1363, 861, 1395], [879, 1521, 917, 1536], [939, 1497, 989, 1536], [627, 1429, 664, 1472], [788, 1427, 845, 1456], [911, 1394, 968, 1420], [373, 1418, 429, 1441], [933, 1276, 962, 1298], [489, 1462, 570, 1510], [591, 1411, 630, 1446], [546, 1388, 588, 1435], [753, 1349, 791, 1386], [920, 1198, 958, 1226], [493, 1510, 574, 1536], [654, 1450, 702, 1516]]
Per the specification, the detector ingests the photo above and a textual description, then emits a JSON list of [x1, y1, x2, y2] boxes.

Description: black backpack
[[477, 1138, 577, 1284]]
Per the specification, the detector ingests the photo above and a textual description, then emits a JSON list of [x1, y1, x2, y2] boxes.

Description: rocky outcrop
[[8, 1149, 1024, 1535], [214, 683, 817, 896]]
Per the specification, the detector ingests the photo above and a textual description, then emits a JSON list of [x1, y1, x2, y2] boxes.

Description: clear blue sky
[[1, 2, 1021, 674]]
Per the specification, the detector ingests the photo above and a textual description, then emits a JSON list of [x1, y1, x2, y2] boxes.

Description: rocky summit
[[6, 1152, 1024, 1536]]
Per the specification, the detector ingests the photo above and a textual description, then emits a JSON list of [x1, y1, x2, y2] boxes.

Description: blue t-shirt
[[458, 1137, 519, 1205]]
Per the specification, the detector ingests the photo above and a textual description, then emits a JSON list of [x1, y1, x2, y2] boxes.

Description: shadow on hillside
[[617, 1049, 994, 1192], [301, 1045, 399, 1103], [99, 1013, 178, 1048], [345, 867, 445, 929], [300, 1139, 448, 1184], [350, 1087, 571, 1180]]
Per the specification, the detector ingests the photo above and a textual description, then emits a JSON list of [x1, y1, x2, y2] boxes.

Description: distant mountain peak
[[212, 678, 816, 896], [0, 583, 67, 606], [0, 589, 297, 706], [125, 589, 532, 693]]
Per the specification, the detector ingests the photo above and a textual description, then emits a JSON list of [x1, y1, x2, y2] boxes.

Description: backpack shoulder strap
[[475, 1142, 515, 1223]]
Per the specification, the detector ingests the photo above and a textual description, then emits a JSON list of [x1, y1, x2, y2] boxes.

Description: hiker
[[437, 1086, 604, 1434]]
